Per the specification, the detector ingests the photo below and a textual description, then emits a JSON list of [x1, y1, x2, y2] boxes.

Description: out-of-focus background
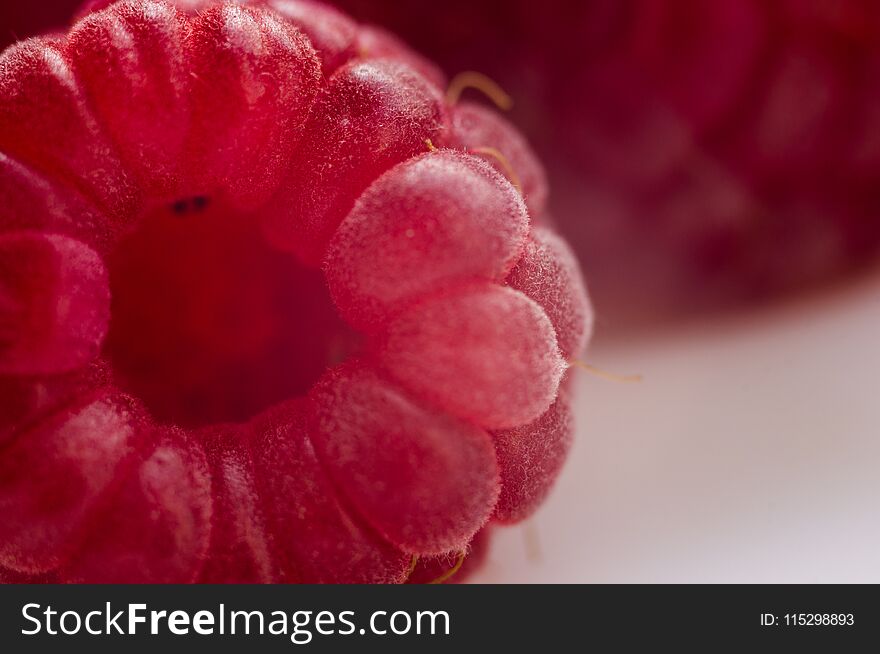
[[5, 0, 879, 582]]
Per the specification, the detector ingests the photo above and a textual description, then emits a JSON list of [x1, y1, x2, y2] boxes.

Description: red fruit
[[265, 0, 360, 74], [1, 0, 590, 583], [0, 360, 110, 448], [450, 101, 549, 219], [0, 566, 59, 584], [182, 4, 322, 208], [625, 0, 766, 135], [0, 37, 140, 222], [66, 1, 191, 197], [406, 527, 493, 584], [0, 153, 110, 251]]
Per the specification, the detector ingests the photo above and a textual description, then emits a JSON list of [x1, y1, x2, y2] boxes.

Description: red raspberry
[[0, 0, 592, 583]]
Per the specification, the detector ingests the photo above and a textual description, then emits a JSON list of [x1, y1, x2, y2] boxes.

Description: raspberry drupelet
[[0, 0, 593, 583]]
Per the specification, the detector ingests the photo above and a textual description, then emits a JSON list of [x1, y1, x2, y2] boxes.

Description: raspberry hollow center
[[104, 197, 353, 428]]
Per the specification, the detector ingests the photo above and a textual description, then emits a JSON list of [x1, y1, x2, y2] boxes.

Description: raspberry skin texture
[[325, 150, 530, 332], [182, 5, 322, 208], [506, 226, 594, 362], [260, 58, 450, 266], [66, 1, 193, 198], [0, 0, 592, 583], [406, 526, 493, 585], [492, 378, 574, 524], [379, 283, 566, 431], [0, 37, 142, 223], [250, 398, 410, 584], [266, 0, 360, 74], [0, 392, 148, 573], [198, 425, 278, 583], [308, 362, 501, 556], [0, 359, 111, 448], [0, 232, 110, 375], [63, 429, 213, 583], [0, 153, 110, 252], [451, 101, 549, 220]]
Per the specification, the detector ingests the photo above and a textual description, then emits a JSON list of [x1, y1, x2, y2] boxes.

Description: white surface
[[471, 274, 880, 583]]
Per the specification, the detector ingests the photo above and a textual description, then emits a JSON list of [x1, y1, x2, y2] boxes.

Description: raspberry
[[0, 566, 58, 584], [0, 38, 141, 222], [266, 0, 359, 74], [250, 398, 410, 583], [0, 153, 109, 250], [66, 1, 193, 198], [0, 360, 111, 448], [507, 226, 593, 361], [0, 0, 592, 583], [198, 424, 278, 583]]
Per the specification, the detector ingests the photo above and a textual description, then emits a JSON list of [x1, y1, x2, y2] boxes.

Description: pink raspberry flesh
[[0, 0, 593, 583]]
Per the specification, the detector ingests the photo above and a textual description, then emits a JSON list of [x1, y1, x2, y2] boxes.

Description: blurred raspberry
[[337, 0, 880, 328]]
